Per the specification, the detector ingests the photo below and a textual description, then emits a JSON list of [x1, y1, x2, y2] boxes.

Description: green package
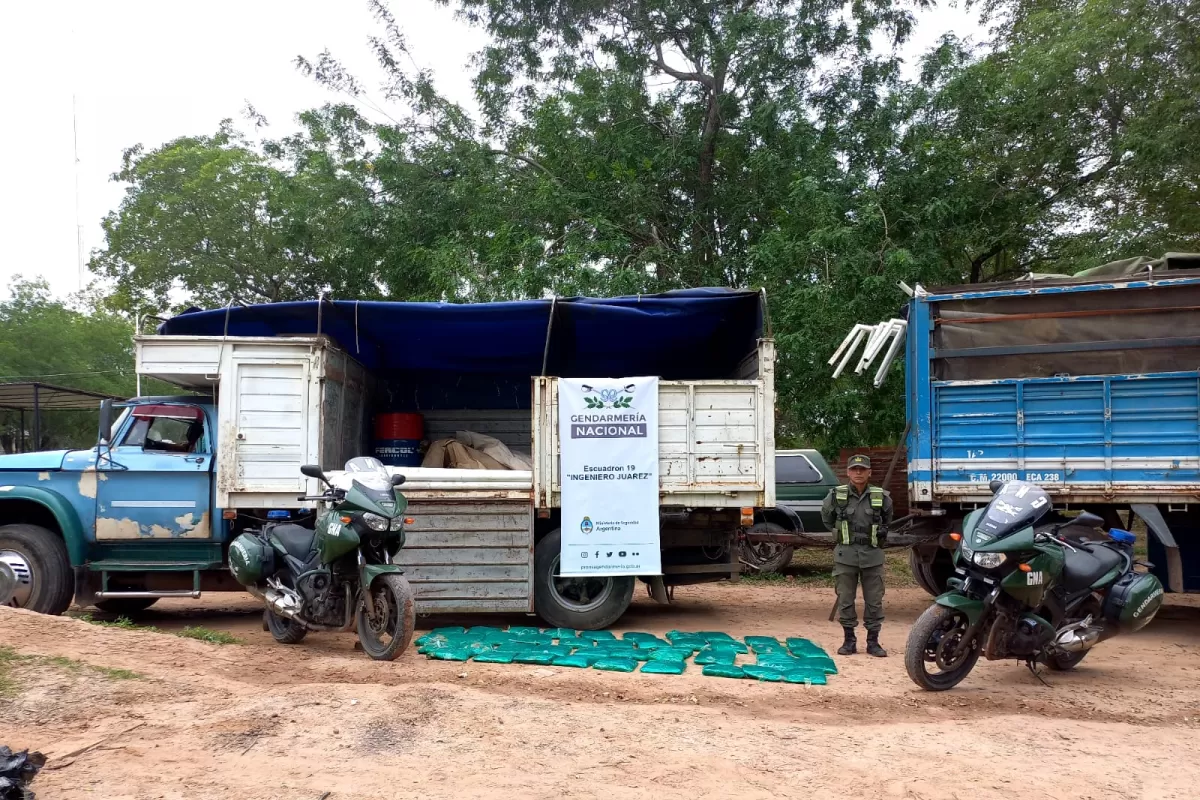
[[745, 636, 785, 653], [473, 651, 517, 664], [467, 625, 503, 635], [514, 651, 556, 665], [648, 648, 692, 662], [622, 631, 659, 642], [742, 664, 786, 682], [558, 637, 593, 649], [552, 654, 592, 668], [786, 638, 827, 657], [429, 626, 465, 637], [708, 641, 750, 654], [694, 648, 737, 666], [783, 669, 828, 685], [429, 649, 473, 662], [641, 660, 686, 675], [702, 664, 746, 679], [793, 655, 838, 675], [512, 634, 554, 647], [697, 631, 737, 643], [593, 657, 639, 673], [508, 626, 542, 637], [543, 627, 577, 639], [581, 630, 617, 641]]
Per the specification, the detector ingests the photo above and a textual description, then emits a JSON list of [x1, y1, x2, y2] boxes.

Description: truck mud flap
[[1131, 504, 1184, 593]]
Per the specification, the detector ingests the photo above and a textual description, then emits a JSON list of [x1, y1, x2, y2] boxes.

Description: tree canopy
[[81, 0, 1200, 455]]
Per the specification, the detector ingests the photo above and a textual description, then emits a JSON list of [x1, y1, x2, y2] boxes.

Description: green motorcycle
[[906, 479, 1164, 691], [229, 456, 417, 661]]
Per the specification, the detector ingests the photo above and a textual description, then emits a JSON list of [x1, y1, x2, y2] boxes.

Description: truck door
[[95, 404, 215, 540]]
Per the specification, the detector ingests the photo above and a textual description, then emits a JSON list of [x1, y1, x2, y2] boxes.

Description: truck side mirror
[[98, 399, 113, 445], [300, 464, 329, 484]]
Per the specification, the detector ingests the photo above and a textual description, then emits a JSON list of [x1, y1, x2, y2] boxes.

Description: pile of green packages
[[414, 627, 837, 684]]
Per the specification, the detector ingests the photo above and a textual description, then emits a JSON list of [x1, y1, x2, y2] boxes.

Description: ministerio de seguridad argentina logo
[[571, 383, 648, 439]]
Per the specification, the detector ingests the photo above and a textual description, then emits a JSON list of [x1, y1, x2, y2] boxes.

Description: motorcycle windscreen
[[979, 481, 1052, 539]]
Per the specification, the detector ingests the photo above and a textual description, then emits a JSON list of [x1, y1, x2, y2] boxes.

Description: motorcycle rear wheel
[[905, 604, 982, 691], [1045, 650, 1089, 671], [356, 573, 416, 661], [265, 609, 308, 644]]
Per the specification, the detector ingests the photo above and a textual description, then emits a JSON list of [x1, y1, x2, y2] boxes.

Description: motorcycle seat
[[270, 524, 318, 561], [1061, 543, 1125, 592]]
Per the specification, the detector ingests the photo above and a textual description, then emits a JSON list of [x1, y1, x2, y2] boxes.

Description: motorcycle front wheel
[[905, 604, 982, 691], [356, 573, 416, 661]]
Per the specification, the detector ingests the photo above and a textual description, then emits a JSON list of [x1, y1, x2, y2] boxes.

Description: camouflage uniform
[[821, 455, 893, 656]]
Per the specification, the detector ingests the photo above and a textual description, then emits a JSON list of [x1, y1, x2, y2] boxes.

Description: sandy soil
[[4, 583, 1200, 800]]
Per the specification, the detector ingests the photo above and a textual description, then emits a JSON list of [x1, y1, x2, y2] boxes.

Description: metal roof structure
[[0, 382, 123, 454], [0, 382, 121, 411]]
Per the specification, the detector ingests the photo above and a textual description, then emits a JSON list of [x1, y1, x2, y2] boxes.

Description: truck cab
[[0, 396, 237, 615]]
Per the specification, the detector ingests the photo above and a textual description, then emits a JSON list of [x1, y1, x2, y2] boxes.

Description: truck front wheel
[[0, 524, 74, 615], [534, 529, 634, 631]]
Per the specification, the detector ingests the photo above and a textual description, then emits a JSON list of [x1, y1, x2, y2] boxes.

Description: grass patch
[[79, 614, 241, 645], [79, 613, 150, 631], [0, 644, 140, 697], [739, 547, 916, 588], [178, 626, 242, 645], [0, 645, 19, 698]]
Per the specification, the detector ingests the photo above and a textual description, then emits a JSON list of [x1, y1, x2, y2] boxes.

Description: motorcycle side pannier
[[229, 533, 275, 585], [1103, 571, 1164, 632]]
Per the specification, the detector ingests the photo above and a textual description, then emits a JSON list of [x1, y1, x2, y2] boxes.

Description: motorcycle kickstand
[[1026, 660, 1051, 687]]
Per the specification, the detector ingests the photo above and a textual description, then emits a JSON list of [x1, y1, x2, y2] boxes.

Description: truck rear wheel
[[0, 523, 74, 615], [534, 529, 634, 631]]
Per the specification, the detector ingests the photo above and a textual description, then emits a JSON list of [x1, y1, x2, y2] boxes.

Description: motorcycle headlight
[[961, 546, 974, 562], [389, 517, 404, 531], [362, 512, 389, 532], [973, 551, 1007, 569]]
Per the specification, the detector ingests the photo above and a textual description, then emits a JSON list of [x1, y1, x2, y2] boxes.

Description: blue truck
[[882, 254, 1200, 596], [0, 289, 778, 625]]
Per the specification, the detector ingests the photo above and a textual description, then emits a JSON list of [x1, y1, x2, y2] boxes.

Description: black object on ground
[[0, 746, 46, 800]]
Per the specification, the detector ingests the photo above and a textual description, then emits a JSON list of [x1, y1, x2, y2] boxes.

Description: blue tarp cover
[[158, 289, 764, 379]]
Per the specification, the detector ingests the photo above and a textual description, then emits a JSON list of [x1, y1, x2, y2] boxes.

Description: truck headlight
[[973, 552, 1007, 569], [362, 512, 389, 532]]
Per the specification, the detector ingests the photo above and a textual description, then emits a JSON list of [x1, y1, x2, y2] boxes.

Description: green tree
[[0, 280, 137, 450], [92, 116, 384, 313]]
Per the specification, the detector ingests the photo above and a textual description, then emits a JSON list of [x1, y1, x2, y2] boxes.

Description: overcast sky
[[0, 1, 980, 300]]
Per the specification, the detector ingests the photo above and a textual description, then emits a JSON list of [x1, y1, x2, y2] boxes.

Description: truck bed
[[923, 371, 1200, 504]]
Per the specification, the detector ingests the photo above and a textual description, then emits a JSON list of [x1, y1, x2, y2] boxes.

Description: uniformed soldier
[[821, 453, 893, 657]]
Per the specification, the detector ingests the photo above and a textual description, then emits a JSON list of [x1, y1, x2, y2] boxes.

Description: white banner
[[558, 377, 661, 576]]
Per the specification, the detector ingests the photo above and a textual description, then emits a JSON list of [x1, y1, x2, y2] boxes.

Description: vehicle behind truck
[[840, 253, 1200, 598], [0, 289, 776, 630]]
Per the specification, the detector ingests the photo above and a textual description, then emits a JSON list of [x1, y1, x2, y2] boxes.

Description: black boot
[[866, 629, 887, 658], [837, 626, 857, 655]]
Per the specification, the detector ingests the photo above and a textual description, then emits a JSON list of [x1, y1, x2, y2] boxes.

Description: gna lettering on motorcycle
[[1026, 570, 1044, 585]]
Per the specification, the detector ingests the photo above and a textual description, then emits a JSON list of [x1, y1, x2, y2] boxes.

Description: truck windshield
[[979, 481, 1052, 539]]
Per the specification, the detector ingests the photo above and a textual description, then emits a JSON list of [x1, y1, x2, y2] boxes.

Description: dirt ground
[[4, 582, 1200, 800]]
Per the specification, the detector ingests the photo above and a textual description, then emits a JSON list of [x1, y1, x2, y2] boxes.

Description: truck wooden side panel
[[533, 340, 775, 508], [393, 498, 534, 613]]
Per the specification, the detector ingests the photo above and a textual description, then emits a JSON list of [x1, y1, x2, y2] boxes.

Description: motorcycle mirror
[[1074, 511, 1105, 529], [390, 474, 406, 487], [988, 479, 1003, 494], [300, 464, 329, 484]]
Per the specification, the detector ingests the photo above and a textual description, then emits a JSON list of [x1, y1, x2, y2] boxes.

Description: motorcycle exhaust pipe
[[247, 583, 304, 622], [1052, 616, 1117, 653]]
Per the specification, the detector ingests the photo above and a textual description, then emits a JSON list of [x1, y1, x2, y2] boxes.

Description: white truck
[[1, 290, 777, 629]]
